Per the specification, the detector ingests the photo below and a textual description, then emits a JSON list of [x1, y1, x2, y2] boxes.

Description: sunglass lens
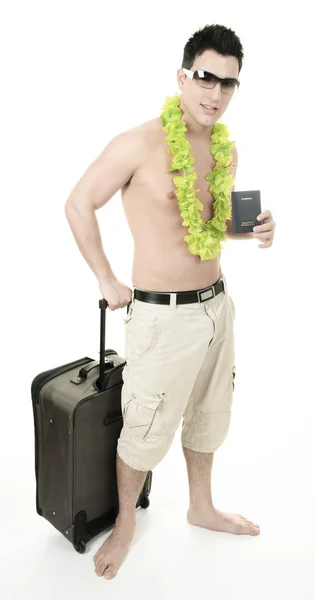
[[222, 81, 237, 94], [195, 71, 237, 94]]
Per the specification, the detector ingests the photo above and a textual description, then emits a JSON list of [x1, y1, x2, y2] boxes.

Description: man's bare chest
[[125, 142, 216, 220]]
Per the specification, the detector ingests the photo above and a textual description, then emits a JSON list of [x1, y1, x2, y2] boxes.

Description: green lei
[[160, 93, 236, 261]]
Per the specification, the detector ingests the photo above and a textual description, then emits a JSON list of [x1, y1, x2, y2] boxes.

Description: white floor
[[2, 415, 315, 600]]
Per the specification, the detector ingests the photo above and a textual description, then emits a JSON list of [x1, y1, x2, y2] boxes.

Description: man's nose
[[209, 81, 222, 100]]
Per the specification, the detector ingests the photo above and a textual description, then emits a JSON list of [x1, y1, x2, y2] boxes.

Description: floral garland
[[160, 93, 236, 261]]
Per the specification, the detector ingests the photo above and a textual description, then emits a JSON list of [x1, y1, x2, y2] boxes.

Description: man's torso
[[121, 117, 223, 292]]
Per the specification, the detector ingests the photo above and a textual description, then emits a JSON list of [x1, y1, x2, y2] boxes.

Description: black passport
[[231, 190, 262, 234]]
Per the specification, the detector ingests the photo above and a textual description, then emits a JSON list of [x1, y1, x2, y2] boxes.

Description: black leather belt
[[133, 277, 225, 305]]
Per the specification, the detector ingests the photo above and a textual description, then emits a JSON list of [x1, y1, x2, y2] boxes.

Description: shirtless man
[[65, 24, 275, 580]]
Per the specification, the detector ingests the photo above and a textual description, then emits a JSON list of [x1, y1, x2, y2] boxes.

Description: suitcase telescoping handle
[[71, 298, 117, 389], [99, 298, 108, 389]]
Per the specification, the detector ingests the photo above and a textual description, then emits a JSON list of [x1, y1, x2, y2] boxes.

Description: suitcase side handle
[[78, 358, 114, 379]]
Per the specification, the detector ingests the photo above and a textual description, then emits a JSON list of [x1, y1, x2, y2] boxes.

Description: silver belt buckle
[[197, 286, 214, 303]]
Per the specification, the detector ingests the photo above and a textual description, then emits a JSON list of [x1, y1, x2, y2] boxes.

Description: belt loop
[[169, 292, 177, 315]]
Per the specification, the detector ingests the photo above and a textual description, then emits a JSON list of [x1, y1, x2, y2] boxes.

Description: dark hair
[[182, 24, 244, 74]]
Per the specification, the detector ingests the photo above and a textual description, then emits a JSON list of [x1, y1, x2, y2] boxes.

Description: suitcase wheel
[[141, 497, 150, 509], [74, 540, 86, 554]]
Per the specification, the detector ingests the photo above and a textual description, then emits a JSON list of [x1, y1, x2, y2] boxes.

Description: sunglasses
[[182, 68, 240, 95]]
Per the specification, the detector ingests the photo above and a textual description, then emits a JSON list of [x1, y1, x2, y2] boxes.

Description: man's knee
[[117, 431, 175, 471], [181, 409, 232, 453]]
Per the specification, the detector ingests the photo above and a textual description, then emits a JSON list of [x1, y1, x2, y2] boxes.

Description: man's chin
[[197, 113, 220, 128]]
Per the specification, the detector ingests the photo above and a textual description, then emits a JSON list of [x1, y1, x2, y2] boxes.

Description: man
[[65, 24, 276, 580]]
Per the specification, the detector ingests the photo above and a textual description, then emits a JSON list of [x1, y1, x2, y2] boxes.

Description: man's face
[[177, 49, 239, 127]]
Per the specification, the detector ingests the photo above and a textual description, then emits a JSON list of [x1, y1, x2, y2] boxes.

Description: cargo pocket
[[122, 368, 165, 441], [226, 366, 236, 410], [232, 366, 236, 391], [123, 396, 164, 441]]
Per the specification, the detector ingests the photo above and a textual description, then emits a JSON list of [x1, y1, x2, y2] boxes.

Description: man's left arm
[[225, 146, 276, 247]]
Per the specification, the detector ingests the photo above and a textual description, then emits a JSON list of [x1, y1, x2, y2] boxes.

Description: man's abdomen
[[132, 245, 222, 292]]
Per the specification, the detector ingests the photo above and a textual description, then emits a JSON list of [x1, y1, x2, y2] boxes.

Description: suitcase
[[31, 298, 152, 554]]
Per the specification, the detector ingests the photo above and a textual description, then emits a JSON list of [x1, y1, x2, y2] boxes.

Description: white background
[[1, 1, 314, 598]]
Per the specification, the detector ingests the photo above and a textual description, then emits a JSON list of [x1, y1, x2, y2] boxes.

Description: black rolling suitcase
[[31, 299, 152, 554]]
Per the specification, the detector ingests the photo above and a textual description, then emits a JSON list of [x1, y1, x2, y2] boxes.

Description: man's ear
[[177, 69, 186, 91]]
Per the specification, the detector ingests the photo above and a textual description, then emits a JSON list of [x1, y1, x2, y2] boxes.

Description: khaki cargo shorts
[[117, 274, 236, 472]]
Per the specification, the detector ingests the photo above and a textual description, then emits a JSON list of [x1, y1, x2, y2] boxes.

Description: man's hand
[[98, 275, 132, 311], [253, 210, 276, 248]]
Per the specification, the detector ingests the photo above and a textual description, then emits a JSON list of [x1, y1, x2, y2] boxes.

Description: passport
[[231, 190, 262, 234]]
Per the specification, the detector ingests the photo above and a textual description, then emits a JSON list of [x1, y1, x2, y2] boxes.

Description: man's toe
[[95, 560, 107, 576], [104, 566, 117, 580]]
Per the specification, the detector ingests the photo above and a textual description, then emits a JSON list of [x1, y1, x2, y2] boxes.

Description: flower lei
[[160, 93, 236, 261]]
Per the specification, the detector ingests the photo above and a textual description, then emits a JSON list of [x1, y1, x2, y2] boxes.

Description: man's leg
[[93, 289, 223, 579], [181, 287, 260, 536], [93, 299, 170, 580], [93, 454, 147, 579], [182, 447, 260, 535]]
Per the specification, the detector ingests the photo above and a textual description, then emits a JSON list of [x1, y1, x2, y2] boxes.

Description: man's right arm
[[64, 128, 145, 283]]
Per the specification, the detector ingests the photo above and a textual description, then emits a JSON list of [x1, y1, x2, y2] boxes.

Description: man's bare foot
[[187, 504, 260, 536], [93, 516, 136, 580]]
